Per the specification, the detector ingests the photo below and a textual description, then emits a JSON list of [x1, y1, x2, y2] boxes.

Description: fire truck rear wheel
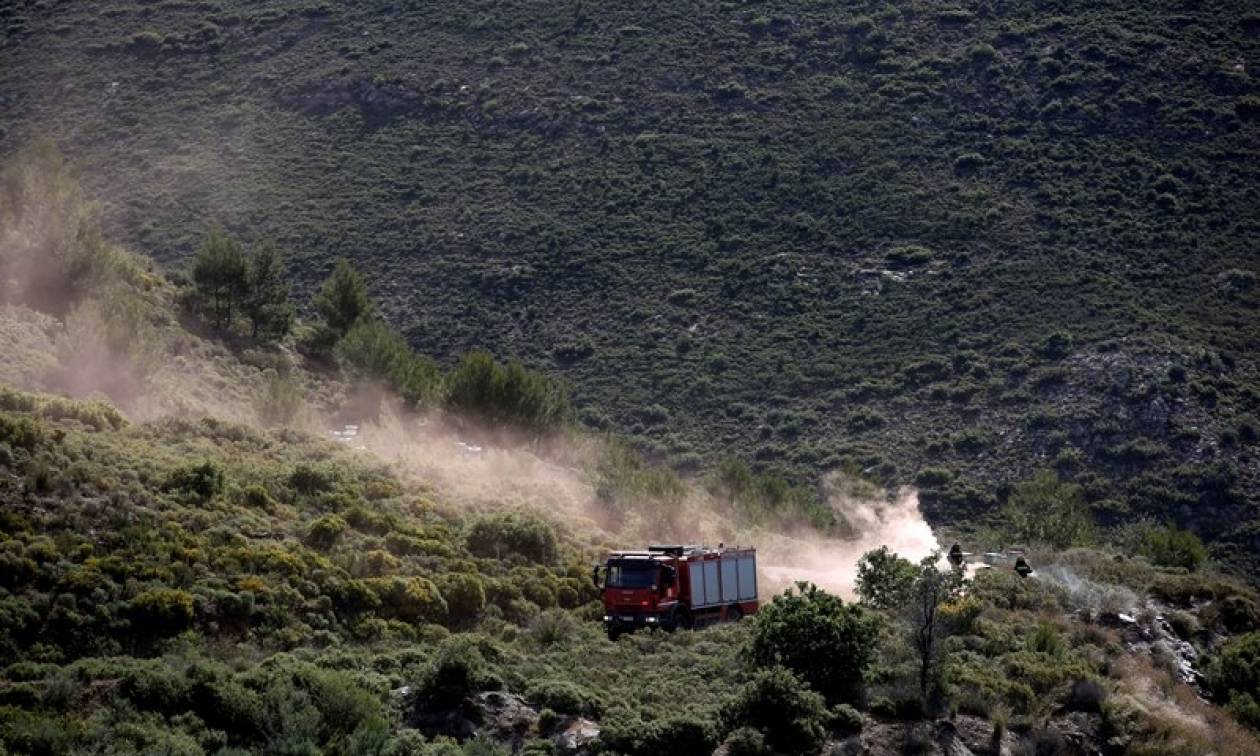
[[727, 605, 743, 623]]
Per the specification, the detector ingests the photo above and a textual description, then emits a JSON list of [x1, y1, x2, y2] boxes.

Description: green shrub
[[953, 153, 985, 173], [1027, 622, 1066, 657], [720, 668, 829, 756], [968, 569, 1064, 612], [748, 583, 879, 703], [240, 484, 276, 509], [351, 549, 400, 576], [465, 512, 557, 563], [1001, 470, 1095, 548], [831, 703, 864, 734], [438, 573, 487, 627], [965, 43, 997, 65], [529, 608, 579, 647], [1138, 524, 1208, 571], [129, 588, 196, 632], [279, 663, 385, 743], [1221, 595, 1260, 633], [345, 505, 395, 535], [1037, 331, 1074, 359], [723, 727, 770, 756], [913, 467, 954, 487], [163, 461, 225, 502], [601, 712, 719, 756], [526, 679, 597, 716], [367, 576, 448, 624], [0, 413, 45, 451], [385, 532, 452, 558], [708, 458, 831, 529], [335, 318, 442, 408], [1208, 632, 1260, 717], [415, 636, 498, 711], [445, 350, 569, 431], [855, 546, 918, 610], [289, 464, 340, 495], [330, 579, 382, 616], [886, 245, 933, 268], [306, 514, 349, 550]]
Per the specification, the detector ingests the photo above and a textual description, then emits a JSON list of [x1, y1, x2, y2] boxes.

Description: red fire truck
[[592, 544, 759, 640]]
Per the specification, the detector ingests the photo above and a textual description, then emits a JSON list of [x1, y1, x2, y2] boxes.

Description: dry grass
[[1107, 656, 1260, 756]]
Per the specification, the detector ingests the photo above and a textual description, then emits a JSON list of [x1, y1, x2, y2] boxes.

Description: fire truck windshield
[[606, 562, 657, 589]]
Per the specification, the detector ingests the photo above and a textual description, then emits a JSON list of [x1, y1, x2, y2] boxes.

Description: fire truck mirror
[[591, 565, 602, 588]]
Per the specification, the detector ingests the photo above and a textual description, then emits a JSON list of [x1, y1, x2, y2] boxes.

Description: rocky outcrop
[[400, 687, 599, 754]]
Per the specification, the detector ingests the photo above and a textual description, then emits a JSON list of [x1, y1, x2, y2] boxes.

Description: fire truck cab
[[593, 544, 759, 640]]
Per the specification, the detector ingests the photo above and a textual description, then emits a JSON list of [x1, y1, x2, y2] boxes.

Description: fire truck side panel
[[738, 555, 757, 600], [687, 561, 706, 607], [678, 557, 694, 604], [720, 558, 738, 603], [703, 560, 720, 605]]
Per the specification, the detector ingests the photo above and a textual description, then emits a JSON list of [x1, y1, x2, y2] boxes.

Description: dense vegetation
[[4, 1, 1260, 753], [3, 0, 1260, 572], [4, 152, 1260, 753], [4, 377, 1260, 754]]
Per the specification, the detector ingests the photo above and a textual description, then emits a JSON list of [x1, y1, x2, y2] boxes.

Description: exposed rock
[[859, 718, 988, 756], [473, 690, 539, 745], [1037, 712, 1105, 756], [553, 717, 600, 754]]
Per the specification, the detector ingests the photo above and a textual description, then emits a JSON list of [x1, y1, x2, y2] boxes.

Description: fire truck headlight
[[602, 615, 611, 622], [646, 616, 657, 623]]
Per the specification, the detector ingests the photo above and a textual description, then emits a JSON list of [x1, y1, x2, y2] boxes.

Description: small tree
[[1002, 469, 1095, 548], [243, 240, 294, 340], [334, 319, 442, 405], [1139, 523, 1207, 571], [1208, 631, 1260, 729], [906, 555, 965, 709], [720, 667, 830, 755], [748, 582, 879, 703], [314, 258, 374, 340], [446, 350, 570, 432], [856, 546, 918, 610], [191, 230, 248, 330]]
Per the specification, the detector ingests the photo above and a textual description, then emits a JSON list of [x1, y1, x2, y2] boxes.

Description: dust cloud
[[348, 404, 941, 600], [757, 488, 940, 600], [356, 407, 603, 524]]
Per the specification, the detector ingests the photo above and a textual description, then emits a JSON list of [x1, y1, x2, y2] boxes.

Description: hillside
[[5, 3, 1260, 752], [1, 272, 1260, 754], [3, 1, 1259, 568], [3, 152, 1260, 754]]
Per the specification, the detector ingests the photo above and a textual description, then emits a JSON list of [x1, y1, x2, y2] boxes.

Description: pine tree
[[243, 240, 294, 340], [313, 258, 374, 339], [190, 230, 248, 330]]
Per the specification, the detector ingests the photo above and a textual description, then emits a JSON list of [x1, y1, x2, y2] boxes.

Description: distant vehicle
[[593, 544, 759, 640]]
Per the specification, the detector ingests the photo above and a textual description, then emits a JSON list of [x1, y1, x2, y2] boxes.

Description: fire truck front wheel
[[665, 607, 692, 632]]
